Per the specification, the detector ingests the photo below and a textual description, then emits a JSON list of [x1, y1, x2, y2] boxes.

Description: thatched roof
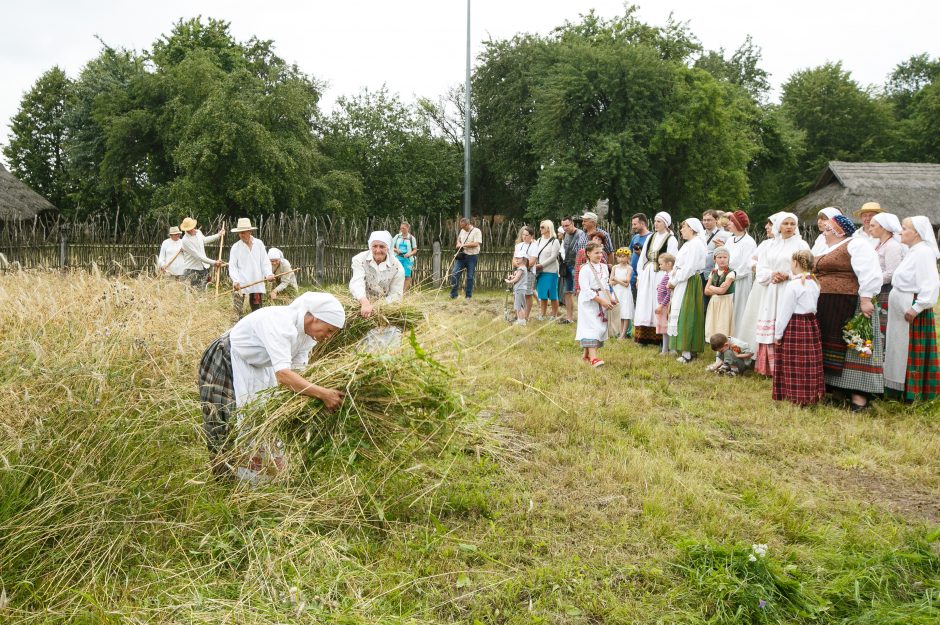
[[787, 161, 940, 225], [0, 162, 58, 221]]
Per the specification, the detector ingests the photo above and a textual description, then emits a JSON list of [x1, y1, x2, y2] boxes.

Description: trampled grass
[[0, 272, 938, 624]]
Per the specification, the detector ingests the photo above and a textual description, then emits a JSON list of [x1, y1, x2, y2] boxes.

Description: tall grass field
[[1, 271, 937, 624]]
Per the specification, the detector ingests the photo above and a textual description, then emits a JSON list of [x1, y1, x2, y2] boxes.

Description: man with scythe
[[179, 217, 225, 289], [228, 218, 276, 319]]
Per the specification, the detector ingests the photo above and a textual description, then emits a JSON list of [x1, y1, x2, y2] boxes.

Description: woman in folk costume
[[884, 217, 940, 402], [868, 213, 905, 337], [349, 230, 405, 319], [737, 214, 781, 348], [199, 292, 347, 477], [813, 215, 884, 411], [267, 248, 298, 301], [722, 210, 757, 331], [633, 212, 679, 346], [668, 218, 708, 363], [753, 212, 809, 376], [812, 207, 843, 255]]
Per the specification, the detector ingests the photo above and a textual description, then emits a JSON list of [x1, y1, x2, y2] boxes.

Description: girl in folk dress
[[704, 248, 736, 341], [577, 241, 617, 367], [884, 217, 940, 402], [655, 254, 676, 355], [611, 248, 635, 339], [634, 212, 679, 345], [754, 213, 809, 376], [668, 219, 707, 363], [772, 250, 825, 406]]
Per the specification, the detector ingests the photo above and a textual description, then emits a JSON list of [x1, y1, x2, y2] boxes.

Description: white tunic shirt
[[229, 237, 274, 294], [891, 241, 940, 313], [774, 278, 820, 340], [873, 237, 904, 285], [157, 237, 185, 276], [723, 233, 757, 277], [180, 230, 222, 271], [229, 306, 315, 408]]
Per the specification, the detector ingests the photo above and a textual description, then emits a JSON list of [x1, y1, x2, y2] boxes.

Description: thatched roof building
[[0, 162, 58, 221], [788, 161, 940, 225]]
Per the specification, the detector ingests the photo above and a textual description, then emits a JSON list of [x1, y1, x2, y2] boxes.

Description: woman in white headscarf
[[868, 213, 905, 337], [633, 211, 679, 346], [350, 230, 405, 318], [199, 292, 347, 475], [668, 218, 708, 362], [884, 216, 940, 402], [737, 214, 782, 349], [812, 207, 842, 255], [753, 212, 809, 376], [266, 247, 298, 301]]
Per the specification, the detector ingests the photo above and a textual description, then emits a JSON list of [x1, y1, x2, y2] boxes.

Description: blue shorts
[[397, 255, 413, 277], [536, 272, 559, 301]]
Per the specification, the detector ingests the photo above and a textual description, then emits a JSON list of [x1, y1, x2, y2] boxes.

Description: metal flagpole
[[463, 0, 471, 220]]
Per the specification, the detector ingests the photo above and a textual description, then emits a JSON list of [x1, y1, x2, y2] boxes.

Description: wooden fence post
[[315, 237, 325, 283], [59, 228, 69, 268], [432, 241, 441, 282]]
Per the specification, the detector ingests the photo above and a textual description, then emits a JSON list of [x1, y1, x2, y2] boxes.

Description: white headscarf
[[368, 230, 394, 249], [289, 292, 346, 329], [872, 213, 902, 241], [818, 207, 842, 220], [684, 217, 704, 235], [654, 211, 672, 228], [773, 212, 798, 237], [267, 247, 283, 261], [910, 216, 940, 260]]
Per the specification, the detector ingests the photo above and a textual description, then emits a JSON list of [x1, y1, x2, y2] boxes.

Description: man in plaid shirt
[[560, 216, 587, 324]]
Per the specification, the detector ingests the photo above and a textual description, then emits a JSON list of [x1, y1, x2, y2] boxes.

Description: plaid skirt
[[199, 334, 235, 454], [877, 284, 891, 337], [773, 313, 826, 405], [887, 308, 940, 402], [822, 299, 885, 395], [633, 324, 661, 345]]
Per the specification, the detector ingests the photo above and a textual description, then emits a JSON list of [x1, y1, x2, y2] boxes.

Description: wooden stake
[[222, 268, 299, 295], [214, 223, 226, 296]]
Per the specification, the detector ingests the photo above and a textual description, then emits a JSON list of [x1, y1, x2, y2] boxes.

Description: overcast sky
[[2, 0, 939, 166]]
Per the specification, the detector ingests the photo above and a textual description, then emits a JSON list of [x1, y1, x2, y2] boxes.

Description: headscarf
[[830, 214, 856, 237], [368, 230, 393, 249], [713, 247, 730, 259], [684, 217, 704, 235], [289, 292, 346, 329], [654, 211, 672, 228], [773, 212, 799, 237], [267, 247, 283, 261], [910, 216, 940, 259], [729, 210, 750, 231], [818, 207, 842, 220], [871, 213, 902, 241]]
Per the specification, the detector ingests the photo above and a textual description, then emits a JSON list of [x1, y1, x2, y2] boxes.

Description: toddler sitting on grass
[[707, 333, 754, 376]]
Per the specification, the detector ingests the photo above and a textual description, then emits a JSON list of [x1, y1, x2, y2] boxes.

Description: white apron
[[884, 289, 915, 391]]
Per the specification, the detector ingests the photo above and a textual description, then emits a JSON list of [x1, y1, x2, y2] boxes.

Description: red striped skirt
[[773, 313, 826, 405]]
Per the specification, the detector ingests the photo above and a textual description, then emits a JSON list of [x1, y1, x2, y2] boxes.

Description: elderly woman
[[812, 207, 842, 255], [753, 212, 809, 376], [634, 212, 679, 345], [267, 248, 298, 301], [868, 213, 905, 336], [199, 292, 347, 477], [668, 218, 708, 362], [884, 217, 940, 402], [813, 214, 883, 410], [350, 231, 405, 318], [534, 220, 562, 320], [722, 210, 757, 330]]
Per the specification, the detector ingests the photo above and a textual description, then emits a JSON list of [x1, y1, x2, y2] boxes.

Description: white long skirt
[[755, 280, 786, 346], [634, 264, 663, 327], [884, 289, 915, 391], [737, 280, 767, 349], [732, 273, 753, 332], [576, 298, 609, 343]]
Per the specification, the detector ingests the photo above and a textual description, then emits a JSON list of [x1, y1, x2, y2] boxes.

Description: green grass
[[0, 273, 938, 623]]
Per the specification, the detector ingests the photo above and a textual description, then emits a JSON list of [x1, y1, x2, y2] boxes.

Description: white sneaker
[[515, 319, 527, 326]]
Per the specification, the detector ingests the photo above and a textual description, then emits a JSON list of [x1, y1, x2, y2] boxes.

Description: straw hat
[[179, 217, 198, 231], [231, 218, 257, 233], [168, 226, 181, 236], [854, 201, 884, 217]]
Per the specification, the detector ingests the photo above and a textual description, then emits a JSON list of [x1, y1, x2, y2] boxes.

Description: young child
[[704, 248, 736, 341], [505, 256, 529, 326], [708, 333, 754, 375], [654, 253, 675, 355], [772, 250, 825, 405], [577, 241, 616, 367], [611, 247, 635, 339]]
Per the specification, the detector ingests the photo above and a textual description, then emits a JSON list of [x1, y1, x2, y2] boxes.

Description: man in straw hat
[[853, 201, 884, 247], [199, 292, 347, 480], [229, 217, 276, 319], [179, 217, 225, 289], [157, 226, 186, 279]]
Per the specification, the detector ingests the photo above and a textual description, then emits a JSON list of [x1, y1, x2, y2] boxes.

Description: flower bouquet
[[843, 310, 873, 358]]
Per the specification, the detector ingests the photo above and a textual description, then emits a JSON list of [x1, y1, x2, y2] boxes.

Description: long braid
[[792, 249, 815, 284]]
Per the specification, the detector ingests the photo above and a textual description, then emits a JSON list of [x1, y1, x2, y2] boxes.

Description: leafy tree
[[3, 67, 72, 211], [695, 36, 770, 103]]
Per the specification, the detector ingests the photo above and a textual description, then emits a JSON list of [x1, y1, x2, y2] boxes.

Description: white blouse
[[724, 233, 757, 276], [873, 237, 904, 285], [811, 233, 828, 256], [756, 235, 809, 286], [774, 278, 820, 340], [891, 242, 940, 313], [815, 237, 883, 299], [639, 232, 679, 271], [668, 238, 706, 287], [229, 237, 274, 294]]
